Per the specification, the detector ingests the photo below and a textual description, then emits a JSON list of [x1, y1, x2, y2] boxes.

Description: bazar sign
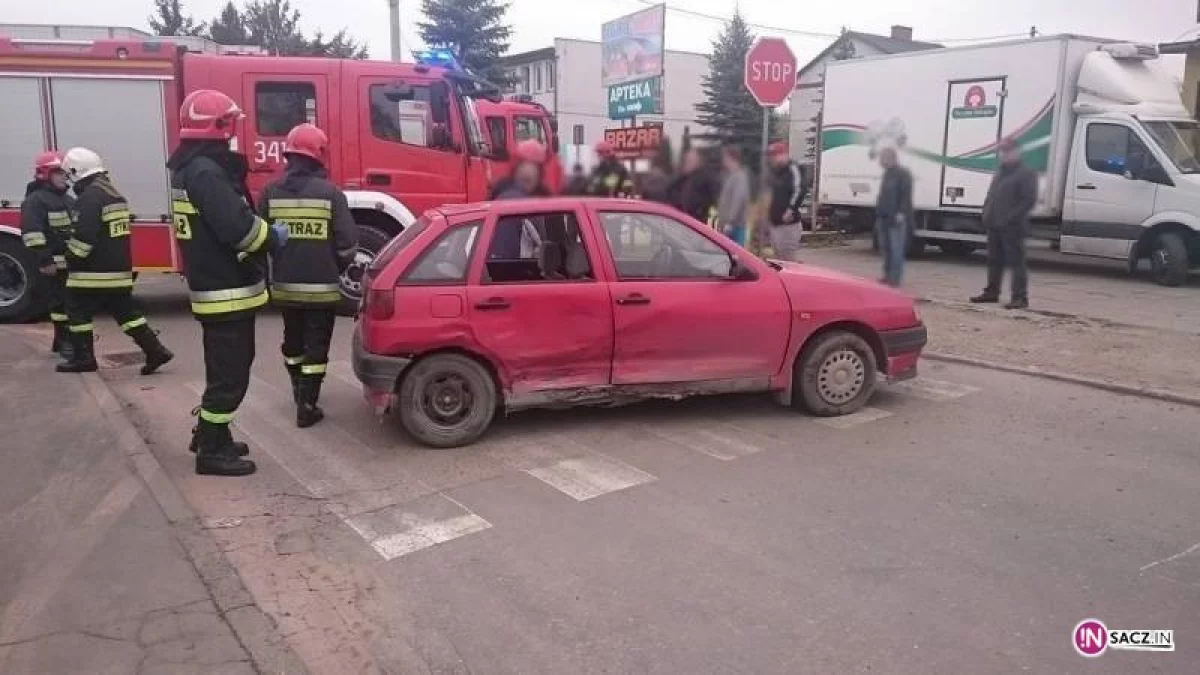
[[608, 76, 662, 119], [603, 124, 664, 160], [601, 4, 666, 88]]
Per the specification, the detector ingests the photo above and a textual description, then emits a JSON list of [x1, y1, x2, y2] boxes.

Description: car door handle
[[616, 293, 650, 306], [1076, 183, 1097, 190], [474, 297, 510, 310], [366, 173, 392, 186]]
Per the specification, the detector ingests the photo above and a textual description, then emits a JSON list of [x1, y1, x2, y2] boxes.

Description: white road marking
[[814, 407, 893, 429], [893, 377, 980, 402], [644, 425, 765, 461], [525, 453, 656, 501], [184, 378, 490, 560], [1140, 541, 1200, 573]]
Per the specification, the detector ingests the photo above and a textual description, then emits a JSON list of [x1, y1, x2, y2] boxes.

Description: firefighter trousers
[[281, 306, 336, 379], [46, 270, 69, 326], [66, 288, 150, 341], [199, 317, 256, 426]]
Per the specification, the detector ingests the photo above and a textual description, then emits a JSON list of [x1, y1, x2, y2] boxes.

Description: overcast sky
[[6, 0, 1196, 66]]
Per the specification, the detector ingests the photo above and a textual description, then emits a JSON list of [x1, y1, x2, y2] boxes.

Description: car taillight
[[366, 287, 395, 320]]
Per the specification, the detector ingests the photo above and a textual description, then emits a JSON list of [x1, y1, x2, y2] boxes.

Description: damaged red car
[[352, 198, 927, 448]]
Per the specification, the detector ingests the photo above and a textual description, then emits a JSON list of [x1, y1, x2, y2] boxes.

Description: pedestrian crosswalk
[[125, 362, 981, 564]]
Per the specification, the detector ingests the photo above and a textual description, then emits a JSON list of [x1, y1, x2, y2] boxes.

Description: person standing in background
[[971, 138, 1038, 309], [587, 141, 636, 198], [766, 143, 806, 261], [564, 164, 589, 196], [716, 145, 751, 246], [668, 148, 717, 224], [874, 147, 915, 287]]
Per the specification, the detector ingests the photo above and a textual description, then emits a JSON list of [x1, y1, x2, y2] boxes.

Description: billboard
[[602, 4, 665, 119]]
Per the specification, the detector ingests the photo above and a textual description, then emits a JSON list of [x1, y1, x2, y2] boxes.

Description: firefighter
[[167, 89, 288, 477], [587, 140, 636, 198], [57, 147, 174, 375], [260, 123, 356, 428], [21, 151, 75, 359]]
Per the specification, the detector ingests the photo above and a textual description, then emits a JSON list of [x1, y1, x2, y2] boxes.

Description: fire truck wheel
[[0, 236, 43, 323], [339, 225, 393, 316]]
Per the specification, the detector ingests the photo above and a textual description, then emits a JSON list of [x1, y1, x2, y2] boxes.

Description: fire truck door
[[240, 75, 328, 201]]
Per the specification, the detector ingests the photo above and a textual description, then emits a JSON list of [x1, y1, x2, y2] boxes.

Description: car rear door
[[465, 204, 613, 397], [591, 208, 791, 386]]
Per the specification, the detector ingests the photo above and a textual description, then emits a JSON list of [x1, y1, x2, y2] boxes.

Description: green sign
[[608, 76, 662, 119], [952, 105, 998, 119]]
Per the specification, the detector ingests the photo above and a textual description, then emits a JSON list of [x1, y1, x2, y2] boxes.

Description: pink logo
[[1074, 618, 1108, 657]]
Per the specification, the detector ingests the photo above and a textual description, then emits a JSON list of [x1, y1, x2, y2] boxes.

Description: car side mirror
[[729, 258, 758, 281]]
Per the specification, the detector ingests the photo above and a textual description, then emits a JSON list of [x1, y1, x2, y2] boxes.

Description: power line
[[630, 0, 1030, 44]]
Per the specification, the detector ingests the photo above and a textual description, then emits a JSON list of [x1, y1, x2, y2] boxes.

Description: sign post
[[744, 37, 798, 179]]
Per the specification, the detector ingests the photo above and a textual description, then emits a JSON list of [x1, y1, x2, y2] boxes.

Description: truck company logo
[[1074, 618, 1175, 657], [952, 85, 998, 119], [820, 97, 1054, 173]]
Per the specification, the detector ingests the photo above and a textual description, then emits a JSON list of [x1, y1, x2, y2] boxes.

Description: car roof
[[432, 197, 667, 220]]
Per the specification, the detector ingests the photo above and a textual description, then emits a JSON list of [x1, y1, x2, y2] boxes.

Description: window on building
[[533, 63, 543, 92], [369, 83, 446, 149], [402, 222, 482, 283], [521, 66, 531, 94], [255, 81, 317, 136], [548, 61, 556, 91]]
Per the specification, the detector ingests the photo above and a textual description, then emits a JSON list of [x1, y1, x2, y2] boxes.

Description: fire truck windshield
[[459, 94, 488, 156]]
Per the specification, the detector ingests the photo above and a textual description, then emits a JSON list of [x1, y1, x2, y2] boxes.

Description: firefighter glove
[[271, 221, 290, 247]]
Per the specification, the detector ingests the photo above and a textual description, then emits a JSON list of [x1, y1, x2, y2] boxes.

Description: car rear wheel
[[0, 236, 42, 323], [794, 331, 878, 416], [396, 354, 497, 448], [339, 224, 393, 316]]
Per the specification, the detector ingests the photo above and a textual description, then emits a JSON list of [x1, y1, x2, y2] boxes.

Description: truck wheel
[[339, 225, 393, 316], [396, 354, 497, 448], [0, 237, 43, 323], [1149, 231, 1189, 287], [937, 241, 977, 257], [794, 331, 878, 416]]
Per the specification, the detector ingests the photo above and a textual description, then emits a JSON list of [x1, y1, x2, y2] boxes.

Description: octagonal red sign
[[744, 37, 797, 107]]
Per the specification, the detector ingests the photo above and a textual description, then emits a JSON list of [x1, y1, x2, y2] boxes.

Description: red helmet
[[34, 151, 64, 181], [283, 123, 329, 163], [179, 89, 244, 141], [515, 139, 547, 164], [594, 140, 615, 158]]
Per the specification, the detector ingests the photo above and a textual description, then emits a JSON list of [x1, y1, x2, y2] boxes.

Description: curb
[[923, 351, 1200, 409], [81, 372, 310, 675]]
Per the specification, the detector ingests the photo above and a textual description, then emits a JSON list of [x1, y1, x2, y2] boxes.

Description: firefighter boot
[[129, 325, 174, 375], [52, 323, 75, 361], [193, 420, 256, 477], [55, 331, 98, 373], [188, 408, 249, 456], [286, 363, 301, 405], [295, 375, 325, 428]]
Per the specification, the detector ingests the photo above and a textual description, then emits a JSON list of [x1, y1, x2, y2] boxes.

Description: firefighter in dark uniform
[[56, 147, 174, 375], [21, 151, 75, 358], [587, 140, 636, 198], [167, 89, 288, 477], [259, 123, 357, 428]]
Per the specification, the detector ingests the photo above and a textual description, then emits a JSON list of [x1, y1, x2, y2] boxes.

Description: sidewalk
[[0, 327, 299, 674]]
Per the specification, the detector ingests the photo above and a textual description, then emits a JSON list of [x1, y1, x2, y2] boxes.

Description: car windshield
[[1143, 120, 1200, 174], [514, 115, 546, 143]]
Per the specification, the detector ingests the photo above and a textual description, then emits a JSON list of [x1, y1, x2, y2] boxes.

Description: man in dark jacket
[[972, 139, 1038, 309], [21, 151, 75, 358], [875, 147, 915, 287], [668, 148, 717, 224], [766, 143, 806, 260], [168, 89, 288, 477], [57, 147, 173, 375], [261, 123, 357, 428]]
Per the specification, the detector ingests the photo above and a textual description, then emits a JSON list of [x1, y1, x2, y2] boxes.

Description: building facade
[[502, 38, 712, 170], [788, 26, 940, 166]]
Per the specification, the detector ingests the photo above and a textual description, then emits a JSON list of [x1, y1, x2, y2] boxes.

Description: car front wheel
[[795, 331, 878, 416], [396, 354, 497, 448]]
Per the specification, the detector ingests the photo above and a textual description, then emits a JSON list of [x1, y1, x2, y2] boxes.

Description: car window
[[483, 210, 594, 284], [255, 81, 317, 137], [370, 216, 429, 272], [1085, 123, 1156, 176], [599, 212, 732, 279], [369, 83, 447, 150], [402, 221, 482, 284], [485, 116, 508, 156], [514, 116, 546, 143]]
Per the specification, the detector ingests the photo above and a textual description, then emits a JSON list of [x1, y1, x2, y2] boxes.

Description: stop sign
[[744, 37, 797, 107]]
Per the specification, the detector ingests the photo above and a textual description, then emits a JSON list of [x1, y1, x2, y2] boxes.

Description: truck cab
[[477, 96, 564, 193]]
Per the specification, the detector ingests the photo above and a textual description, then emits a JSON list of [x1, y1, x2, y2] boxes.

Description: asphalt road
[[59, 275, 1200, 674]]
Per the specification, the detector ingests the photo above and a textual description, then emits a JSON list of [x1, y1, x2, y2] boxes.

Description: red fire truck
[[477, 96, 564, 193], [0, 38, 556, 321]]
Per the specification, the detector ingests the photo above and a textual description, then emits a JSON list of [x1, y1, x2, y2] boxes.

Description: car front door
[[465, 205, 613, 398], [1064, 121, 1158, 259], [593, 209, 792, 386]]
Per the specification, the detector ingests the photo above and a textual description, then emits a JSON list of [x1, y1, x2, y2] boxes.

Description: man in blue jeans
[[875, 147, 914, 287]]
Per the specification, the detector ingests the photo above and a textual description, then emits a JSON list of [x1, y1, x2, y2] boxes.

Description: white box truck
[[818, 35, 1200, 285]]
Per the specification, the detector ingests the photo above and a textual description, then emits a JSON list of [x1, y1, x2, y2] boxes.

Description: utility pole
[[388, 0, 402, 62]]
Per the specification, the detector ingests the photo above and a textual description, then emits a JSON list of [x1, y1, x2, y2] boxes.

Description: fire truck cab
[[0, 38, 517, 321], [477, 96, 564, 193]]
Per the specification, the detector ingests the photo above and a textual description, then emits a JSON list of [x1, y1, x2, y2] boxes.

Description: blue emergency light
[[413, 49, 461, 71]]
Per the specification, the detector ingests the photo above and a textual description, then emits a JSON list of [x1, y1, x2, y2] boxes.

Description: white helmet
[[61, 147, 107, 182]]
